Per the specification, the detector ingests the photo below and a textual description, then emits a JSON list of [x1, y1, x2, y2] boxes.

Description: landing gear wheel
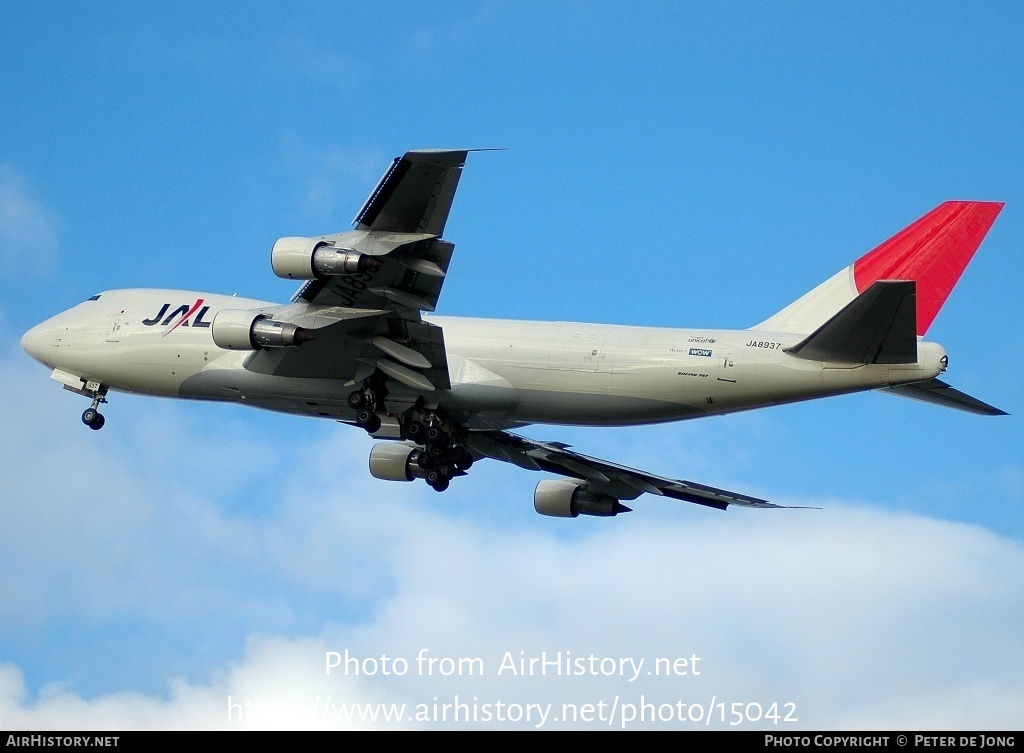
[[425, 424, 444, 445], [356, 409, 382, 433], [406, 419, 425, 441], [427, 470, 450, 492], [347, 391, 367, 409], [82, 408, 105, 430]]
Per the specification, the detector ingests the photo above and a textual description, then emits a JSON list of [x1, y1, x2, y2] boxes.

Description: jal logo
[[142, 299, 212, 336], [689, 348, 713, 357]]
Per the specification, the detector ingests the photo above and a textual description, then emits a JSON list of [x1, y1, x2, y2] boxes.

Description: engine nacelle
[[534, 479, 629, 518], [368, 442, 419, 482], [211, 310, 315, 350], [271, 237, 382, 280]]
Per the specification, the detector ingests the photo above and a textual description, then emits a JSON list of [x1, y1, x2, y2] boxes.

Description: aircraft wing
[[295, 149, 468, 310], [467, 430, 796, 510], [247, 150, 469, 390]]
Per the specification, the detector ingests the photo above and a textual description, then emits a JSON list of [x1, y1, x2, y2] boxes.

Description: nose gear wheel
[[81, 388, 108, 430]]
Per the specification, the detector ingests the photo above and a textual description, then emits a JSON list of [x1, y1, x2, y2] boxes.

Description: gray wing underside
[[248, 150, 470, 390], [353, 149, 467, 235], [245, 310, 451, 390], [467, 430, 799, 511], [297, 149, 468, 311]]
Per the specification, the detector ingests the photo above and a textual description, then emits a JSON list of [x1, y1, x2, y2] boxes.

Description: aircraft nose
[[21, 321, 52, 364]]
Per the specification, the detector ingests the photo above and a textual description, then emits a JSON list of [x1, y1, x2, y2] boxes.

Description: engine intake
[[211, 310, 315, 350], [272, 237, 382, 280], [534, 479, 631, 518]]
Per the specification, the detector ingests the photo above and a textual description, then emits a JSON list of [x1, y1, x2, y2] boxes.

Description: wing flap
[[368, 335, 432, 369], [376, 357, 436, 392]]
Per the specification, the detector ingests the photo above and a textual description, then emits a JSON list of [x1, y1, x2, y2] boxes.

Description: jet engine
[[533, 479, 631, 518], [271, 237, 382, 280], [368, 442, 420, 482], [211, 310, 315, 350]]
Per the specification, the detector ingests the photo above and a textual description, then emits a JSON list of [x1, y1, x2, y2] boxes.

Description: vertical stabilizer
[[752, 201, 1003, 335]]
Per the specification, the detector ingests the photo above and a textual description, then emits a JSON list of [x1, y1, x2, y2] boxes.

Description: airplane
[[20, 150, 1007, 518]]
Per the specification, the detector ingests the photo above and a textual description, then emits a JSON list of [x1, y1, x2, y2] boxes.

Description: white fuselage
[[21, 288, 947, 430]]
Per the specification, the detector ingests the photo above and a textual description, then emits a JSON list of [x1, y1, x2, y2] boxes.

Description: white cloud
[[0, 637, 385, 730], [1, 505, 1022, 729], [0, 165, 57, 277], [3, 346, 1023, 729]]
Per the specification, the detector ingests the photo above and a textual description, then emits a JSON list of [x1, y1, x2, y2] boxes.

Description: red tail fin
[[853, 201, 1003, 335]]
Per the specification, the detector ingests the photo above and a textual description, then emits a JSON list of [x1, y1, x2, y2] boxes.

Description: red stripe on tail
[[853, 201, 1003, 335]]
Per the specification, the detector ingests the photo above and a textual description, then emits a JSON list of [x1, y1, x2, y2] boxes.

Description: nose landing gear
[[81, 388, 107, 430]]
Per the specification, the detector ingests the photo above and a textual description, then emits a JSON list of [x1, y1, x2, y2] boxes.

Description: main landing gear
[[348, 378, 385, 434], [402, 409, 473, 493], [81, 390, 108, 431], [349, 378, 472, 493]]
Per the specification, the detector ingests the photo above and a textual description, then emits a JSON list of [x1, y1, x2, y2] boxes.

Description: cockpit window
[[86, 294, 101, 302]]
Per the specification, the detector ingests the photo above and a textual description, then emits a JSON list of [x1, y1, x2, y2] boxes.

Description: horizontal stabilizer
[[786, 281, 917, 364], [881, 378, 1007, 416]]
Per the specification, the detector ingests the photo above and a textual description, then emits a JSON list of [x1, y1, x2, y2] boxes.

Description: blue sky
[[1, 1, 1022, 729]]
